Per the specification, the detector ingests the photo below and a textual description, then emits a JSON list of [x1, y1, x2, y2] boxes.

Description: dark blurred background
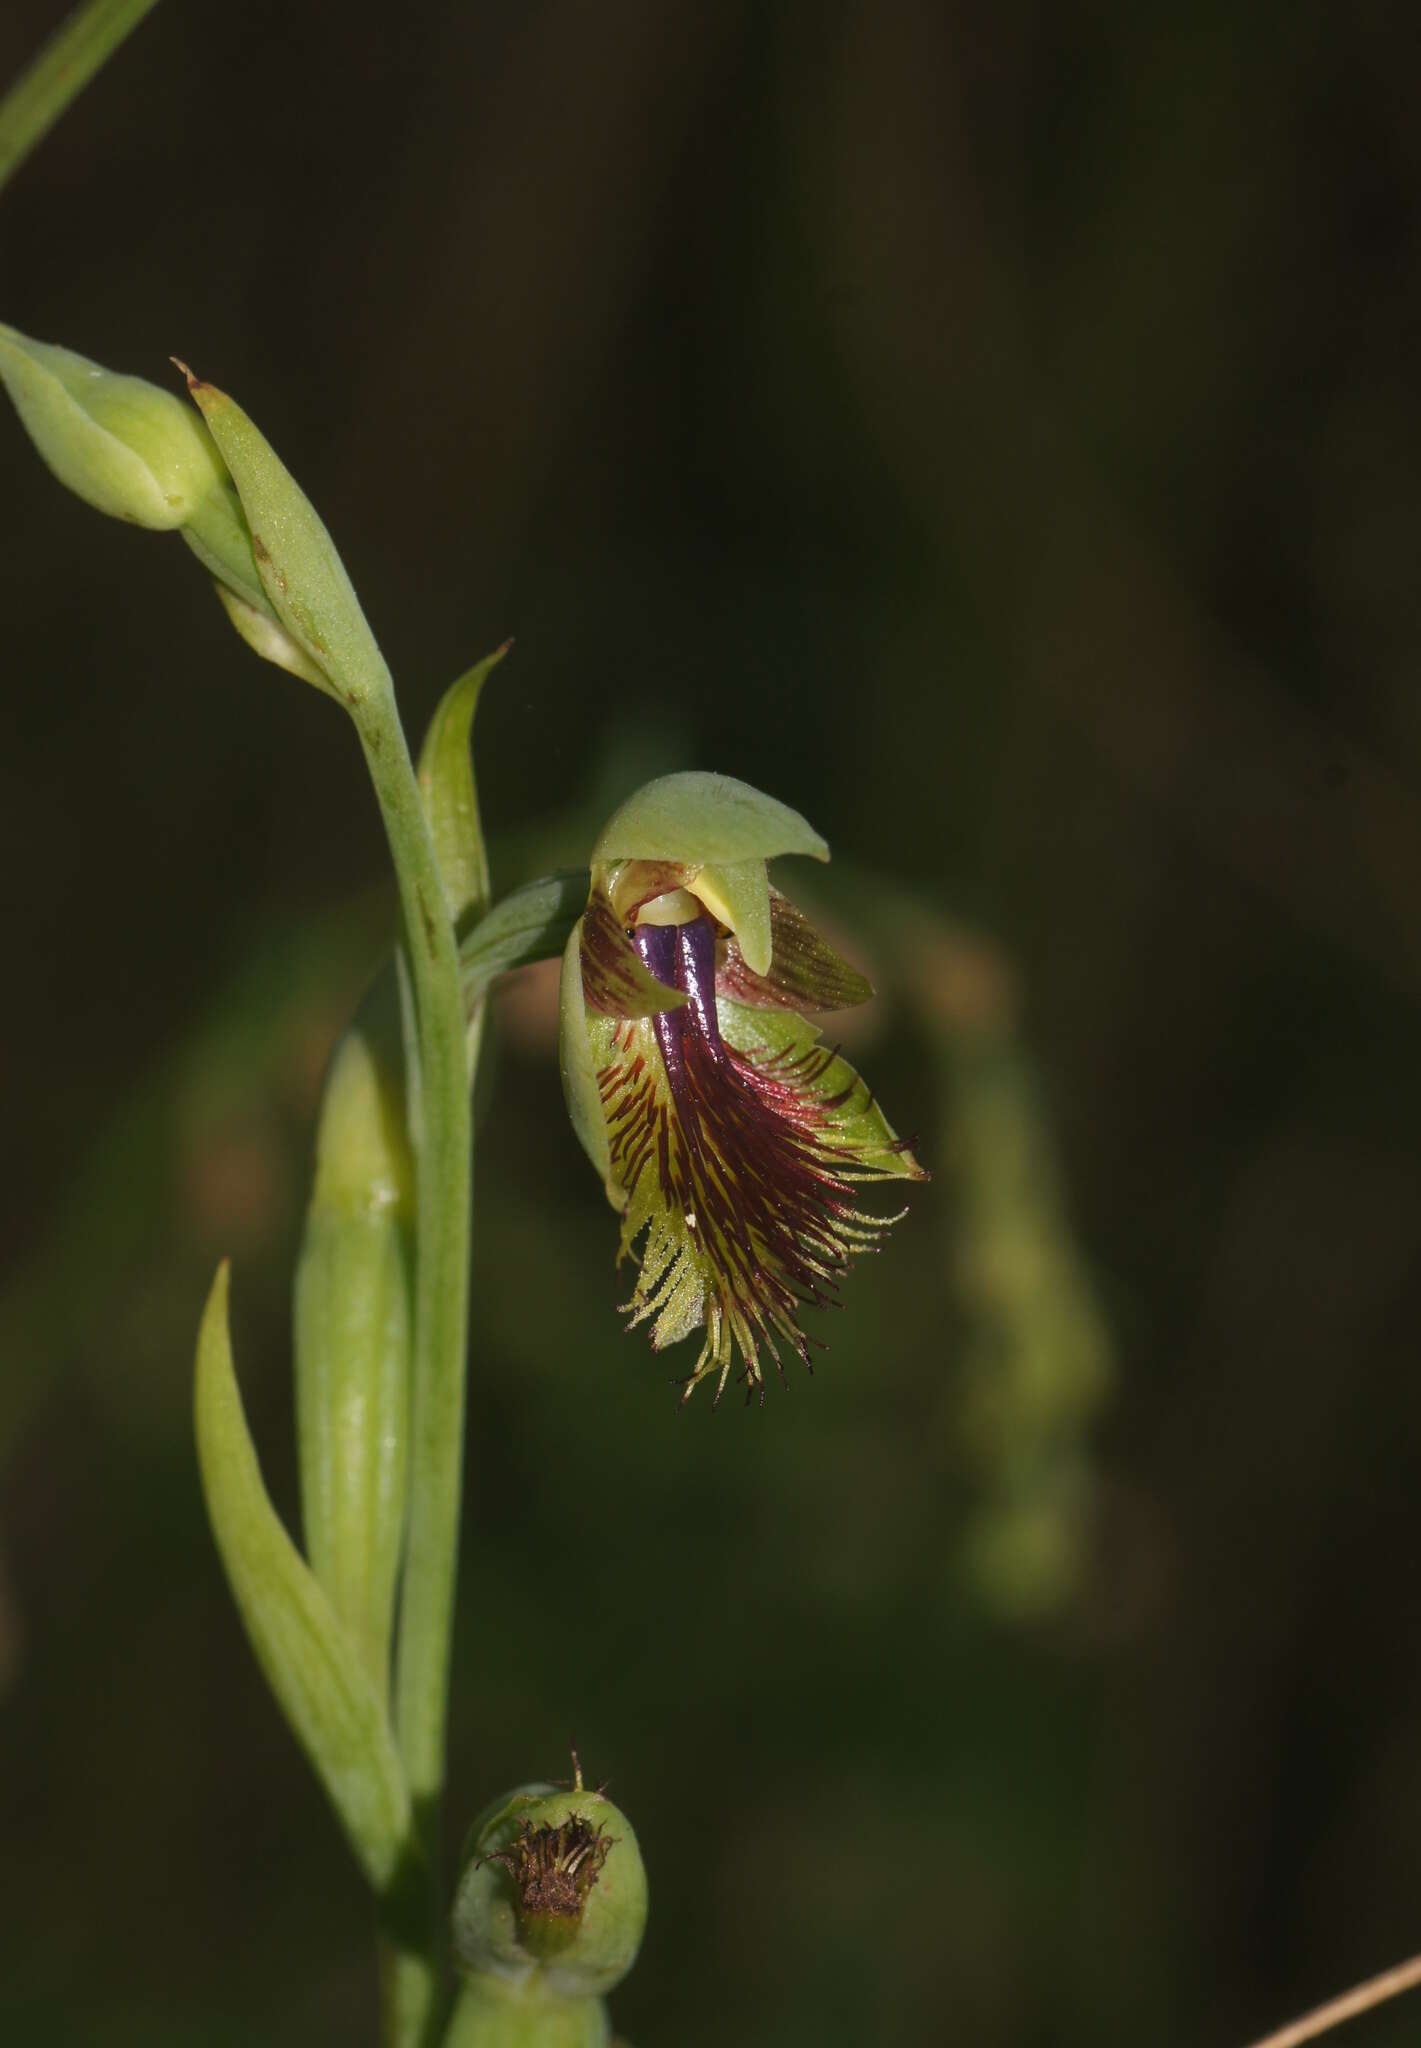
[[4, 2, 1421, 2042]]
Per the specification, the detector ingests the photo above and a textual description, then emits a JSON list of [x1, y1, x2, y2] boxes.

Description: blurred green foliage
[[4, 3, 1421, 2044]]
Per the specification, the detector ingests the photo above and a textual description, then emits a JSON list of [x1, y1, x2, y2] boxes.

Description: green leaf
[[558, 923, 615, 1196], [294, 990, 414, 1694], [416, 643, 511, 928], [591, 771, 829, 868], [458, 869, 589, 1007], [0, 323, 231, 531], [180, 367, 392, 711], [194, 1261, 414, 1893]]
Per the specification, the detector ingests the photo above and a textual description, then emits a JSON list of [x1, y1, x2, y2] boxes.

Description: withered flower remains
[[559, 772, 927, 1404], [482, 1810, 612, 1925]]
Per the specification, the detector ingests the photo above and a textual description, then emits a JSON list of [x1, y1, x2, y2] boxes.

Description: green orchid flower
[[559, 772, 928, 1406]]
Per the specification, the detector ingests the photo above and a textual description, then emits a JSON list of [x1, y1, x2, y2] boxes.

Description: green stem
[[356, 697, 474, 2046], [442, 1977, 610, 2048], [0, 0, 163, 198]]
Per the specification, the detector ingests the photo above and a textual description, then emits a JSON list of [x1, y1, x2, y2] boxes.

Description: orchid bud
[[0, 326, 353, 690], [559, 770, 928, 1405], [293, 986, 414, 1689], [452, 1777, 648, 2000], [0, 323, 232, 530]]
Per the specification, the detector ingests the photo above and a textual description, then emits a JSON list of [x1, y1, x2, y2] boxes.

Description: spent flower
[[452, 1771, 647, 1998], [559, 771, 928, 1404]]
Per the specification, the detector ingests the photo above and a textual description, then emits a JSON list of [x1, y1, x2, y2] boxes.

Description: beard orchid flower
[[558, 772, 928, 1405]]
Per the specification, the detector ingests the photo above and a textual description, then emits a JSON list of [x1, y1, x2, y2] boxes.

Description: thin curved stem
[[356, 700, 473, 2047], [1244, 1950, 1421, 2048], [0, 0, 163, 198]]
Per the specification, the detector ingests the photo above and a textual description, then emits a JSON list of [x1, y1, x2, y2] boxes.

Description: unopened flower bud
[[0, 327, 335, 676], [0, 323, 231, 530]]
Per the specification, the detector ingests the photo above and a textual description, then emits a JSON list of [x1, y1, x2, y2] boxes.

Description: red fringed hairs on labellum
[[559, 773, 928, 1406]]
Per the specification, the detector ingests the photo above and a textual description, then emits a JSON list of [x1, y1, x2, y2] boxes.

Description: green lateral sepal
[[194, 1261, 414, 1895], [716, 885, 874, 1011], [558, 924, 614, 1196]]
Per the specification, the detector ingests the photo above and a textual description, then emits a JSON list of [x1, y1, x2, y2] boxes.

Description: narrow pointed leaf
[[416, 643, 510, 927], [294, 991, 414, 1693], [180, 368, 392, 710], [457, 869, 589, 1007], [194, 1262, 413, 1892], [591, 771, 829, 867]]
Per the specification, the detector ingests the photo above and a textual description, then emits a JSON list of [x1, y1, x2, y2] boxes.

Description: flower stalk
[[174, 376, 478, 2046], [354, 697, 473, 1829], [0, 0, 164, 200]]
